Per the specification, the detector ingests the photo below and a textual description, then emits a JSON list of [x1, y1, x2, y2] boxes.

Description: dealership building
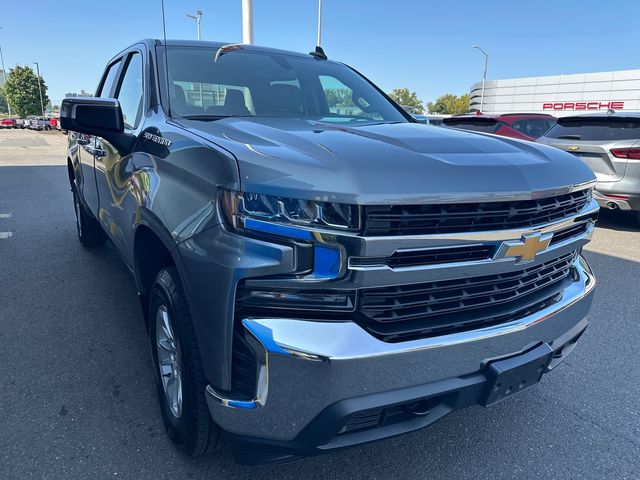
[[470, 69, 640, 116]]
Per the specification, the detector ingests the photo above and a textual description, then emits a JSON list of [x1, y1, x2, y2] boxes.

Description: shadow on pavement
[[595, 208, 639, 233]]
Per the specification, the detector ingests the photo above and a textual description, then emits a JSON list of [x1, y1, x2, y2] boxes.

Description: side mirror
[[61, 97, 135, 154], [60, 97, 124, 137]]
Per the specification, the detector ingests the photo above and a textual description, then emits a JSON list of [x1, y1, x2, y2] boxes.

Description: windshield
[[158, 46, 408, 124], [544, 117, 640, 141]]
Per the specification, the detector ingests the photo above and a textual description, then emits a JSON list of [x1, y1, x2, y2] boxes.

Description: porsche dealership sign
[[470, 69, 640, 116], [542, 101, 625, 111]]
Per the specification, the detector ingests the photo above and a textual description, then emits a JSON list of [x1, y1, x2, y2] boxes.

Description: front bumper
[[206, 255, 595, 464]]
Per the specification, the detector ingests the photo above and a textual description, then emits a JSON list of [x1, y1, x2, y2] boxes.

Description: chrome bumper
[[206, 255, 595, 442]]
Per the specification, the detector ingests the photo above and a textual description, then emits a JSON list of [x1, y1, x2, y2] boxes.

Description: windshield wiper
[[557, 134, 583, 140]]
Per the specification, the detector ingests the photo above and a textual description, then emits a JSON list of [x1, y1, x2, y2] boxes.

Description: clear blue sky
[[1, 0, 638, 107]]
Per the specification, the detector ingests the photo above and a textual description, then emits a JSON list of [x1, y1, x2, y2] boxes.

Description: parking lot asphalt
[[1, 129, 639, 479]]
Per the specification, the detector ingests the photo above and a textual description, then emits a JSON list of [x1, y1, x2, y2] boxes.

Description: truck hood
[[177, 117, 596, 204]]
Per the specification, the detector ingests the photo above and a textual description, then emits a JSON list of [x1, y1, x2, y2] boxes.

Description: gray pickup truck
[[61, 39, 598, 465]]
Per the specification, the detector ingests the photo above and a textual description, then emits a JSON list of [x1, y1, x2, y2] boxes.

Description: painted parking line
[[1, 213, 13, 239]]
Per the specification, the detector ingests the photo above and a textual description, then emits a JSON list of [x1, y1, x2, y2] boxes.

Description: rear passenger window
[[96, 60, 121, 98], [116, 53, 144, 130]]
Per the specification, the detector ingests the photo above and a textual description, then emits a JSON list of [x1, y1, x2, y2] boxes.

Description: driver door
[[93, 50, 146, 265]]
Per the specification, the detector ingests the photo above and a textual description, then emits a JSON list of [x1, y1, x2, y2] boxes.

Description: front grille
[[363, 189, 589, 236], [350, 244, 495, 269], [549, 222, 589, 245], [357, 251, 577, 342], [337, 394, 454, 436], [337, 409, 383, 434]]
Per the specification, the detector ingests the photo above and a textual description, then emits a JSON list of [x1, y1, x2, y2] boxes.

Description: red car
[[0, 118, 17, 129], [443, 113, 556, 141]]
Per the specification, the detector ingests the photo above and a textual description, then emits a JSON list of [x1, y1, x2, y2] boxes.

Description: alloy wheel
[[156, 305, 183, 419]]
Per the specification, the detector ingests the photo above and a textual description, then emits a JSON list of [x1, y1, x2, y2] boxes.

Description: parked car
[[61, 39, 598, 465], [27, 116, 43, 130], [0, 118, 16, 128], [413, 114, 450, 126], [28, 116, 50, 131], [15, 118, 26, 129], [24, 115, 37, 129], [443, 113, 556, 141], [538, 112, 640, 224], [500, 113, 557, 139]]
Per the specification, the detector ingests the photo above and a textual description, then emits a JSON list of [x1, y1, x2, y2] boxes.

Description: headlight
[[221, 189, 360, 232]]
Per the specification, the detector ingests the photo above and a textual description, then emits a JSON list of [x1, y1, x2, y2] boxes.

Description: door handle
[[84, 146, 106, 158]]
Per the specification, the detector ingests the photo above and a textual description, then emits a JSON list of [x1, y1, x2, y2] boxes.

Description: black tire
[[72, 184, 107, 247], [149, 267, 221, 457]]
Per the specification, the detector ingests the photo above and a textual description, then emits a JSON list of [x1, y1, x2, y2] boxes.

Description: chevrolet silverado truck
[[61, 39, 598, 465]]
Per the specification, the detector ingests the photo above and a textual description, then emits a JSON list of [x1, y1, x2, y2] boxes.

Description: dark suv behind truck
[[61, 39, 598, 465]]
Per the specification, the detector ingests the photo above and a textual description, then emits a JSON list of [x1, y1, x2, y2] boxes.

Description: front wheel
[[149, 267, 221, 457]]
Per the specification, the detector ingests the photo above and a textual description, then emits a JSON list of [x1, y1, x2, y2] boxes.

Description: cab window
[[96, 59, 121, 98], [115, 52, 144, 130]]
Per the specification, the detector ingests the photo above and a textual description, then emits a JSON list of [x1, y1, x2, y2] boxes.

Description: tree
[[0, 85, 8, 114], [4, 65, 50, 118], [388, 88, 425, 114], [427, 93, 470, 115]]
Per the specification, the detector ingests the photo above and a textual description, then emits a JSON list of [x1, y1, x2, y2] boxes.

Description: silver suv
[[539, 112, 640, 224]]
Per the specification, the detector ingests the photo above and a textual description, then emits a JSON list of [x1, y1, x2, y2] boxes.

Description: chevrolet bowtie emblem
[[568, 145, 580, 152], [496, 232, 552, 263]]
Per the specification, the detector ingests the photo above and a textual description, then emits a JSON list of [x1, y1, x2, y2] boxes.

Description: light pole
[[186, 10, 203, 40], [242, 0, 253, 45], [186, 10, 204, 105], [33, 62, 45, 116], [472, 45, 488, 112], [0, 27, 12, 115]]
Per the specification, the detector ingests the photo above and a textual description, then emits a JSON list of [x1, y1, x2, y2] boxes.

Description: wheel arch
[[133, 211, 226, 387], [133, 219, 177, 325]]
